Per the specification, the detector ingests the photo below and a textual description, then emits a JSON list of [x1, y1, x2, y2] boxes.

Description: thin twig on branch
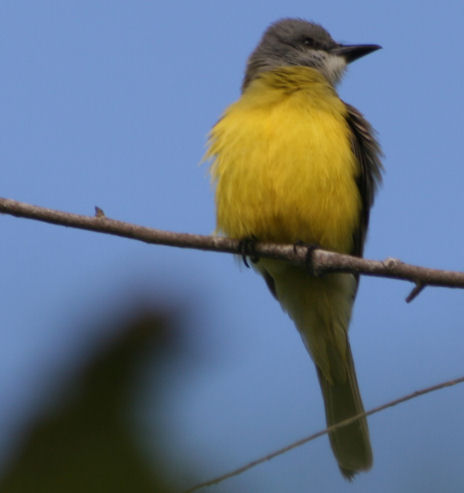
[[183, 375, 464, 492], [1, 196, 464, 292]]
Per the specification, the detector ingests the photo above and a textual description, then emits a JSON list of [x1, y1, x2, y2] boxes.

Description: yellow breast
[[207, 67, 361, 254]]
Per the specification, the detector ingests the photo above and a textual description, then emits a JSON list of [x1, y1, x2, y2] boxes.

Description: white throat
[[323, 54, 347, 86]]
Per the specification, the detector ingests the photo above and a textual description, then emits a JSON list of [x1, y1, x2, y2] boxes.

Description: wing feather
[[345, 103, 383, 257]]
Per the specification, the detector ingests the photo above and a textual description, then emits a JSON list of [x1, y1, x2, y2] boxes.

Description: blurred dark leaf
[[0, 306, 184, 493]]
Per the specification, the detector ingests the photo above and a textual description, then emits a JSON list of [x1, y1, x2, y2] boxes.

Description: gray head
[[242, 18, 380, 90]]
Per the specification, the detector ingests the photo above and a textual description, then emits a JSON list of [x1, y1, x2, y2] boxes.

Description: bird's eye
[[302, 37, 314, 47]]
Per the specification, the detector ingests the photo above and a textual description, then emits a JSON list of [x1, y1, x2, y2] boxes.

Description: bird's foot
[[293, 241, 319, 275], [238, 235, 260, 268]]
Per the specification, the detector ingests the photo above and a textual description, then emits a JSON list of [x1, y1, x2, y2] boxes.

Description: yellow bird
[[206, 18, 382, 478]]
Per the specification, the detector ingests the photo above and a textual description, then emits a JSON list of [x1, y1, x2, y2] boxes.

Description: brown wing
[[345, 103, 383, 258]]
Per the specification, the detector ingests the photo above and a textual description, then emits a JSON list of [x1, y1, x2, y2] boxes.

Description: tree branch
[[1, 197, 464, 292], [183, 375, 464, 492]]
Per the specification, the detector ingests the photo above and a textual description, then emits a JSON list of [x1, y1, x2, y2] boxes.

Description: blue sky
[[1, 1, 464, 491]]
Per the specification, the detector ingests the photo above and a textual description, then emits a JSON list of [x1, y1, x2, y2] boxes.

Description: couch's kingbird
[[206, 18, 383, 478]]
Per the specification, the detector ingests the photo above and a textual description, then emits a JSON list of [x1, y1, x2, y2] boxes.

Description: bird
[[206, 18, 383, 478]]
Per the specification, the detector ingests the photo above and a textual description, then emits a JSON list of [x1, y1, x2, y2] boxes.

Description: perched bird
[[206, 18, 382, 478]]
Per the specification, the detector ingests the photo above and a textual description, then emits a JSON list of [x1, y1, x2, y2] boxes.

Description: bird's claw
[[238, 235, 260, 268]]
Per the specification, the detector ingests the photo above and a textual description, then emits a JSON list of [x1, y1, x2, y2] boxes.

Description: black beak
[[332, 44, 381, 63]]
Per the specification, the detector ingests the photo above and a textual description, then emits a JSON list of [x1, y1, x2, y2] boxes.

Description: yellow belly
[[207, 67, 361, 254]]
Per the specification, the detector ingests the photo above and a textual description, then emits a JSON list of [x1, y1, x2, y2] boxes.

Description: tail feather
[[316, 340, 372, 478], [256, 262, 372, 477]]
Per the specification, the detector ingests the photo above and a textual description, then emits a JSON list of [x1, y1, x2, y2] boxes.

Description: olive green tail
[[316, 341, 372, 479]]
